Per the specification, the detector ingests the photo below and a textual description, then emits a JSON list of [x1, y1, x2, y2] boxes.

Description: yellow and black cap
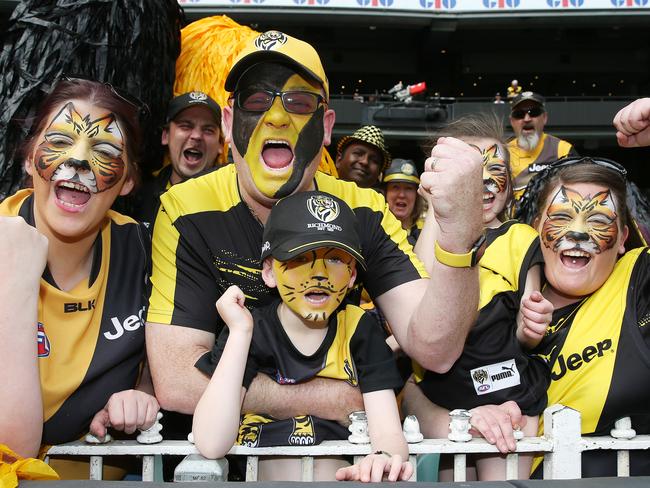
[[226, 30, 329, 100], [383, 158, 420, 185], [261, 191, 366, 270], [337, 125, 391, 172], [511, 91, 545, 109]]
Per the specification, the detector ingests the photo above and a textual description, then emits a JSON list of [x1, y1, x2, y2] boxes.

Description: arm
[[193, 286, 253, 459], [146, 323, 214, 413], [0, 216, 47, 457], [613, 97, 650, 148], [379, 137, 483, 373], [242, 374, 363, 424], [336, 389, 413, 482]]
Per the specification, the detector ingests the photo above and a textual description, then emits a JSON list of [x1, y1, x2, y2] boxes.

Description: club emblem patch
[[254, 31, 288, 51], [307, 195, 339, 223], [37, 322, 50, 357]]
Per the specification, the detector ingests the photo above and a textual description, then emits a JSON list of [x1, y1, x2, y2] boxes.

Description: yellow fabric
[[0, 444, 59, 488]]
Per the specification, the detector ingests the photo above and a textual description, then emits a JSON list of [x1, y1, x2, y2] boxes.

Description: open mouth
[[55, 181, 91, 208], [262, 140, 293, 169], [483, 192, 495, 205], [183, 148, 204, 163], [560, 249, 591, 269], [304, 288, 331, 305], [394, 201, 408, 210]]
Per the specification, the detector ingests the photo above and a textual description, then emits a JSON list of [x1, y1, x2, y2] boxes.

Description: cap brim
[[225, 51, 327, 98], [383, 174, 419, 185], [262, 238, 366, 271], [512, 97, 544, 109]]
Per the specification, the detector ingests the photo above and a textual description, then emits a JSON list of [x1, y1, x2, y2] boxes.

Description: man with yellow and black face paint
[[147, 31, 486, 435]]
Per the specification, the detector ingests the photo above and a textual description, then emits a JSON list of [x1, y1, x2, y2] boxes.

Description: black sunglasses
[[510, 106, 544, 120], [60, 74, 151, 119], [547, 156, 627, 179], [235, 88, 325, 115]]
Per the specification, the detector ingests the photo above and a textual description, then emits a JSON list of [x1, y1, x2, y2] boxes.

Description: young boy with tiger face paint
[[192, 191, 412, 482]]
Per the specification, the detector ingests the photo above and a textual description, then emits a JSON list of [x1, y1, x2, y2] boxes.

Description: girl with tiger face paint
[[223, 63, 334, 206], [536, 181, 628, 305], [26, 98, 134, 240]]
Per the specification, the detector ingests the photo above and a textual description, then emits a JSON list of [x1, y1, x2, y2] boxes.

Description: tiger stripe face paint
[[272, 248, 356, 323], [232, 64, 324, 199], [35, 102, 126, 194]]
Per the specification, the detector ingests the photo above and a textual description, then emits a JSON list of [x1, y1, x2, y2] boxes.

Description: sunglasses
[[235, 88, 325, 115], [547, 156, 627, 179], [60, 75, 151, 119], [510, 106, 544, 120]]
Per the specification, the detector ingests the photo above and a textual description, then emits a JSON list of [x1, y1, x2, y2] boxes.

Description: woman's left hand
[[89, 389, 160, 439], [335, 452, 413, 482]]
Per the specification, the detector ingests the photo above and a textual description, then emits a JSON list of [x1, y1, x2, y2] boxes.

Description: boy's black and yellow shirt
[[147, 164, 426, 334], [196, 301, 402, 447], [0, 189, 150, 445], [413, 221, 550, 415]]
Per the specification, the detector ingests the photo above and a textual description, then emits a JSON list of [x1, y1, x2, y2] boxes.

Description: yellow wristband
[[434, 234, 486, 268]]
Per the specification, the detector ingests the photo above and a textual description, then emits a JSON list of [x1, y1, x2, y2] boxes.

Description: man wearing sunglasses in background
[[508, 91, 578, 200], [145, 31, 486, 435]]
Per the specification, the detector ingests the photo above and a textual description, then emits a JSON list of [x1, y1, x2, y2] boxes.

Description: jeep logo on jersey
[[470, 359, 521, 395], [37, 322, 50, 357], [551, 338, 612, 380], [254, 31, 287, 51], [104, 306, 146, 341], [307, 195, 339, 223]]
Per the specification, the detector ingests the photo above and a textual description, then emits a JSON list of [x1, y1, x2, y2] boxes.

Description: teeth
[[563, 249, 590, 258], [59, 181, 89, 193], [266, 140, 290, 147]]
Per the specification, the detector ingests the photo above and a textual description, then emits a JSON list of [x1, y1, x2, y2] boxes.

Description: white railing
[[45, 404, 650, 482]]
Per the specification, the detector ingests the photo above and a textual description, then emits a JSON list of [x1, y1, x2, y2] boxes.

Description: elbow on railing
[[192, 432, 232, 461]]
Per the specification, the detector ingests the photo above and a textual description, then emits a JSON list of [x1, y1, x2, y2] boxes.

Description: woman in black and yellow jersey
[[0, 79, 158, 472], [403, 113, 553, 481], [516, 155, 650, 478]]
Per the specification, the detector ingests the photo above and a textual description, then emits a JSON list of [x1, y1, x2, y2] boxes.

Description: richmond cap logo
[[254, 31, 288, 51], [307, 195, 339, 223], [189, 91, 208, 101], [401, 163, 414, 175]]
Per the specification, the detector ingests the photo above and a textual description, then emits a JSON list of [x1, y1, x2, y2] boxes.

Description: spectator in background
[[507, 79, 522, 99], [494, 92, 505, 104], [508, 92, 578, 201], [335, 125, 390, 189], [132, 91, 223, 229], [382, 159, 424, 245]]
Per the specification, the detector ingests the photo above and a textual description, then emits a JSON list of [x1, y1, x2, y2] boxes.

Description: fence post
[[542, 404, 581, 479]]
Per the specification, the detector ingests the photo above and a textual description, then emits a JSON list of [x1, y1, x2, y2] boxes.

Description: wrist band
[[373, 450, 391, 458], [434, 233, 486, 268]]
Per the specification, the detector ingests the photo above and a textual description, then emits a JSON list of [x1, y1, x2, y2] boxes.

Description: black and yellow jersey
[[196, 300, 402, 447], [147, 164, 426, 334], [508, 134, 578, 199], [0, 189, 150, 446], [532, 247, 650, 476], [414, 221, 549, 415]]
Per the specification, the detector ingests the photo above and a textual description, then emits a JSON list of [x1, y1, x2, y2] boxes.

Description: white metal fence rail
[[45, 404, 650, 482]]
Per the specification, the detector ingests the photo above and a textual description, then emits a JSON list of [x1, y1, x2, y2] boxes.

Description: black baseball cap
[[166, 91, 221, 124], [261, 191, 366, 270], [511, 91, 545, 109]]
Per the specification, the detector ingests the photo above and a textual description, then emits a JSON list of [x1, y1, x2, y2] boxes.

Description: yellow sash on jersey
[[318, 306, 364, 386], [533, 248, 644, 472]]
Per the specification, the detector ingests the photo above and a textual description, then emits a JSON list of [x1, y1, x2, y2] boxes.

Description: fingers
[[104, 390, 160, 435], [335, 465, 359, 481], [88, 409, 110, 439], [386, 455, 403, 482], [613, 98, 650, 147], [470, 407, 514, 453], [399, 460, 414, 481]]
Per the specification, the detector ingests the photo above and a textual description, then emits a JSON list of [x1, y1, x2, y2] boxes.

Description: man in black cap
[[508, 91, 578, 200], [133, 91, 223, 228]]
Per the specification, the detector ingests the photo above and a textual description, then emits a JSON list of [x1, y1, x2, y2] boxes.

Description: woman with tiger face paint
[[0, 79, 158, 465], [515, 157, 650, 477], [405, 113, 554, 481]]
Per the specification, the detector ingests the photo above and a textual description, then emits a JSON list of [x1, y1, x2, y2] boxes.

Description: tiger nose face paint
[[232, 63, 324, 199], [481, 144, 508, 196], [273, 248, 356, 323], [35, 102, 126, 194]]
